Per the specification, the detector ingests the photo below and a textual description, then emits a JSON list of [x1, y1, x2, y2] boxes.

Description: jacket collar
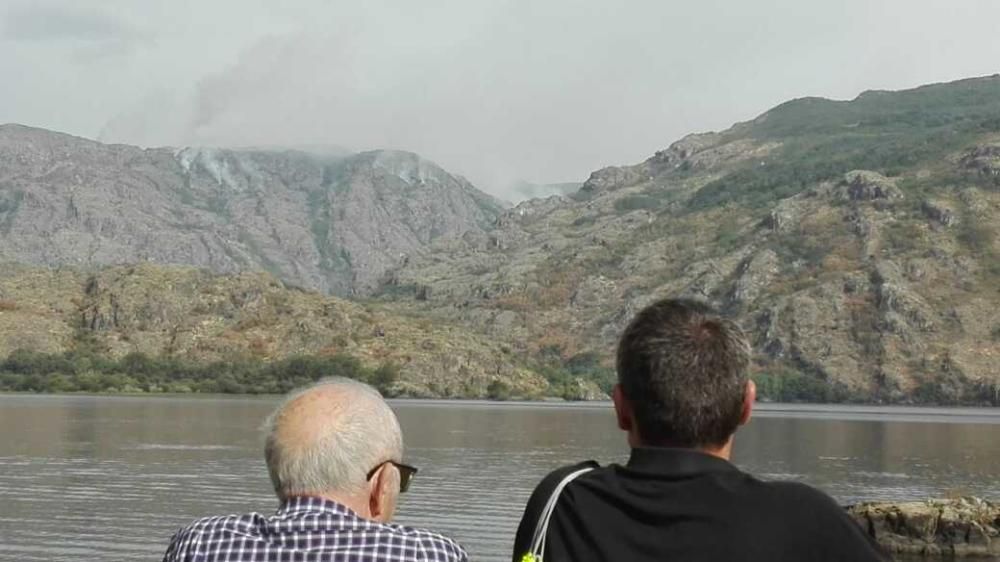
[[625, 446, 739, 477]]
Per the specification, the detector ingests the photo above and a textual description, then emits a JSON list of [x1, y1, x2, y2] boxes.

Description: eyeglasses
[[367, 460, 419, 493]]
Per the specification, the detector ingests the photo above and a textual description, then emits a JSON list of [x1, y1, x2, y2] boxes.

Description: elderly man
[[513, 298, 887, 562], [164, 377, 468, 562]]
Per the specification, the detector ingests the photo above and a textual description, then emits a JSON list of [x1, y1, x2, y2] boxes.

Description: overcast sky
[[2, 0, 1000, 199]]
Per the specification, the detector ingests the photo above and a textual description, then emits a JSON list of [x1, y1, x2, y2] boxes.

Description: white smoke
[[66, 0, 1000, 200]]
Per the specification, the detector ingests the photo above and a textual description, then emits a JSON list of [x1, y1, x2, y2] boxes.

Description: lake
[[1, 394, 998, 561]]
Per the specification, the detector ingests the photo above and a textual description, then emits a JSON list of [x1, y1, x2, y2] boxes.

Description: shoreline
[[3, 392, 1000, 424], [4, 389, 1000, 406]]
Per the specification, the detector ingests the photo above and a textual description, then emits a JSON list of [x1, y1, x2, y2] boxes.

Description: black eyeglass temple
[[367, 461, 419, 481]]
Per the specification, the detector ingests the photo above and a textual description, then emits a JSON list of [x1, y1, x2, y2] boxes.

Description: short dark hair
[[616, 298, 750, 448]]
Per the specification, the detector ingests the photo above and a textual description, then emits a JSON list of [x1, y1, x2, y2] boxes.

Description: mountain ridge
[[381, 75, 1000, 404], [2, 75, 1000, 403], [0, 126, 504, 296]]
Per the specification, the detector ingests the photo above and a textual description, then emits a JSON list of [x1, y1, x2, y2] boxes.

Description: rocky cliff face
[[0, 125, 503, 296], [381, 76, 1000, 404]]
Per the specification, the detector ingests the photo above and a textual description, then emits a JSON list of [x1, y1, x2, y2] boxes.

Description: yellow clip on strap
[[526, 467, 594, 562]]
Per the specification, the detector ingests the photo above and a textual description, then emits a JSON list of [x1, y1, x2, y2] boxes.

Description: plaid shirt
[[163, 496, 469, 562]]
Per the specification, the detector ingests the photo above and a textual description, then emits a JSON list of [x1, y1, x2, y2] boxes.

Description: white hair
[[263, 377, 403, 499]]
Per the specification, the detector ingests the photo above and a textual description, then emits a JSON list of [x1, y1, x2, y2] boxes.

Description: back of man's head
[[616, 298, 750, 449], [263, 377, 403, 500]]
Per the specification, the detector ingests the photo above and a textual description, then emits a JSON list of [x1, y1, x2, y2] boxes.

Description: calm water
[[1, 395, 998, 561]]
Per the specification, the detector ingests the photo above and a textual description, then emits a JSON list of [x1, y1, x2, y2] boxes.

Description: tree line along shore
[[2, 345, 999, 406]]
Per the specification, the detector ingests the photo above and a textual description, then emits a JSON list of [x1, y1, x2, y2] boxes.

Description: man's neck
[[700, 440, 733, 461], [631, 435, 735, 461]]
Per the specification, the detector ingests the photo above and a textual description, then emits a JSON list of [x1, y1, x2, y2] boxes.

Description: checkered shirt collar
[[276, 495, 358, 519]]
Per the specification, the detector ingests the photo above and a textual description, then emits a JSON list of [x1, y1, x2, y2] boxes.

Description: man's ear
[[612, 384, 632, 432], [367, 465, 394, 522], [740, 379, 756, 426]]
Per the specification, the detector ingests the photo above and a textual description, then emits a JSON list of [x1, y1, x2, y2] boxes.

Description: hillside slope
[[383, 76, 1000, 404], [0, 127, 503, 296], [0, 263, 545, 397]]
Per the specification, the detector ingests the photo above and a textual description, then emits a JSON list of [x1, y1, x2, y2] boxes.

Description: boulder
[[579, 165, 644, 194], [652, 132, 724, 164], [922, 200, 956, 227], [960, 144, 1000, 179], [847, 498, 1000, 558], [840, 171, 904, 202]]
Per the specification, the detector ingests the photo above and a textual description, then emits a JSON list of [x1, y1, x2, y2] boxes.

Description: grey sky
[[2, 0, 999, 199]]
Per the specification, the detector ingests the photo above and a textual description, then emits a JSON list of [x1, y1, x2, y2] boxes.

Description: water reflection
[[0, 395, 997, 562]]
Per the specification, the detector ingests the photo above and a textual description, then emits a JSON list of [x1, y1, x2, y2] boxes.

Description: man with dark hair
[[512, 298, 886, 562]]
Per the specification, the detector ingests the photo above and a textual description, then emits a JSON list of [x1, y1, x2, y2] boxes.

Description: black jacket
[[513, 447, 887, 562]]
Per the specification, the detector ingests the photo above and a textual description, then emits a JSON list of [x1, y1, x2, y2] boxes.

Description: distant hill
[[0, 263, 546, 398], [0, 126, 504, 296], [382, 76, 1000, 405]]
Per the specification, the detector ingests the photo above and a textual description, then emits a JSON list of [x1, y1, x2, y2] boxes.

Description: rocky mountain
[[0, 125, 503, 296], [0, 263, 545, 397], [2, 76, 1000, 403], [381, 76, 1000, 404]]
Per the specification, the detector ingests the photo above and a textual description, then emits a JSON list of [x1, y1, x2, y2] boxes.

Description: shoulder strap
[[526, 466, 594, 562]]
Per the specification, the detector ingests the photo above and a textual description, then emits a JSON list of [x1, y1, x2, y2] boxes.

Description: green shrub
[[915, 373, 1000, 406], [958, 220, 996, 255], [772, 233, 829, 266], [753, 369, 853, 403], [973, 382, 1000, 406], [564, 352, 615, 394], [0, 349, 382, 394], [531, 350, 616, 398], [486, 379, 512, 401], [914, 379, 958, 405], [614, 195, 660, 213], [370, 363, 400, 396], [714, 222, 743, 252]]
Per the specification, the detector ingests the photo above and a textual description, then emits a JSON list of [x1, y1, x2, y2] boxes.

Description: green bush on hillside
[[0, 349, 400, 396], [958, 220, 996, 255], [486, 379, 513, 401], [753, 369, 854, 403], [614, 195, 661, 213], [533, 350, 616, 401], [914, 372, 1000, 406]]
